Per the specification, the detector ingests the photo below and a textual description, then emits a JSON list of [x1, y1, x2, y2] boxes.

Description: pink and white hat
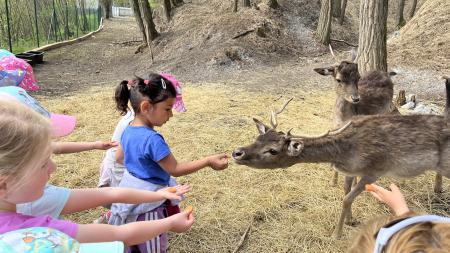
[[0, 86, 76, 137]]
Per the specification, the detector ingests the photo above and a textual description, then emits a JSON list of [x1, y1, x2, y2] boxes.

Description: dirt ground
[[28, 0, 449, 252]]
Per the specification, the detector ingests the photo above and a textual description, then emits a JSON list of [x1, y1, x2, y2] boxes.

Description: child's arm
[[60, 185, 190, 215], [159, 153, 229, 177], [52, 141, 118, 154], [366, 183, 410, 216], [115, 144, 124, 164], [75, 210, 194, 245]]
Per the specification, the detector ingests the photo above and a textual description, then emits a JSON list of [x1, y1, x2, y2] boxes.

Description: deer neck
[[334, 96, 357, 124], [295, 136, 350, 164]]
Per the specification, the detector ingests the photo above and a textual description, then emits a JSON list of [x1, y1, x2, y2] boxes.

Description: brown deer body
[[232, 114, 450, 238]]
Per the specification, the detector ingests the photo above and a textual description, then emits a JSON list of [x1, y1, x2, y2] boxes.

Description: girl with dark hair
[[110, 72, 229, 253]]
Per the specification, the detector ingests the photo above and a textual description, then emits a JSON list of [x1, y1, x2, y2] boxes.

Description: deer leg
[[352, 177, 358, 188], [434, 173, 443, 193], [331, 170, 339, 187], [343, 176, 354, 223], [333, 176, 377, 239]]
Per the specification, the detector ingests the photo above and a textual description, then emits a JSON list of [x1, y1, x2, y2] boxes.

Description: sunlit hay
[[36, 83, 449, 253]]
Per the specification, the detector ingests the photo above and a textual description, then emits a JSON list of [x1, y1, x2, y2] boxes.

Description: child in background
[[348, 183, 450, 253], [0, 99, 194, 246], [98, 110, 134, 188], [110, 72, 228, 253]]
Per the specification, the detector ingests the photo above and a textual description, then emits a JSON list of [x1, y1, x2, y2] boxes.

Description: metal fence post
[[75, 4, 79, 37], [65, 0, 69, 40], [52, 0, 57, 41], [33, 0, 40, 47], [5, 0, 13, 52]]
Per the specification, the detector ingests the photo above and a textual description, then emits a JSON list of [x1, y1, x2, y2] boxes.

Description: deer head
[[232, 118, 303, 169], [314, 45, 361, 104], [232, 98, 351, 169]]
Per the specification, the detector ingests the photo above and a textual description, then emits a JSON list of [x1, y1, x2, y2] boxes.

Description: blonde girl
[[348, 183, 450, 253], [0, 99, 194, 246]]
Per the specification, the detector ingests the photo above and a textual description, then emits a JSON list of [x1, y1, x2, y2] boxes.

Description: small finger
[[369, 191, 383, 201]]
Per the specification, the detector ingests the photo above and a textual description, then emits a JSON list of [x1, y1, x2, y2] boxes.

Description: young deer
[[313, 45, 400, 187], [232, 87, 450, 238]]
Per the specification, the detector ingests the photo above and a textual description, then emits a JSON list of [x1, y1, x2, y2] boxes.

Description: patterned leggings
[[127, 204, 180, 253]]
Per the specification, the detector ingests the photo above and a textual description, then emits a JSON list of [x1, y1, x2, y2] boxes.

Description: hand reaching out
[[168, 207, 194, 233], [157, 184, 191, 201], [92, 141, 119, 150], [207, 154, 229, 171], [366, 183, 410, 216]]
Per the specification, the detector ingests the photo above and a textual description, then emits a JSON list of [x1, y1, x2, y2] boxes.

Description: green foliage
[[0, 0, 101, 53]]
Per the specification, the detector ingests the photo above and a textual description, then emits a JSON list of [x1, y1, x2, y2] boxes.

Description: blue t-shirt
[[121, 125, 171, 185]]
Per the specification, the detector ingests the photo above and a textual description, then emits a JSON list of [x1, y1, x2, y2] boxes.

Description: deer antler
[[329, 44, 339, 63], [290, 121, 352, 139], [350, 48, 358, 63], [270, 98, 293, 129]]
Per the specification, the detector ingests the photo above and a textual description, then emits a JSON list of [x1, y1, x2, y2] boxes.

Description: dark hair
[[114, 73, 177, 115]]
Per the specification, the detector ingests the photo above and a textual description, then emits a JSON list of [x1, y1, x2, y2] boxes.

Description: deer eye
[[336, 79, 342, 83], [267, 149, 279, 155]]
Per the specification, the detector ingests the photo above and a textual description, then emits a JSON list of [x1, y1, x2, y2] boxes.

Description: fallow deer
[[232, 84, 450, 238], [313, 45, 400, 187]]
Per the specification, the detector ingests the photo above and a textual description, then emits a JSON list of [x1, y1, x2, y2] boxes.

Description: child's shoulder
[[124, 126, 165, 141]]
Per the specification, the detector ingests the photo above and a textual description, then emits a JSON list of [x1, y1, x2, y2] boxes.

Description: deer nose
[[232, 149, 245, 160], [351, 95, 360, 103]]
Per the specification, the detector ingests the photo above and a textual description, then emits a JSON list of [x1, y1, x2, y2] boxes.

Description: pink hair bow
[[160, 72, 186, 112]]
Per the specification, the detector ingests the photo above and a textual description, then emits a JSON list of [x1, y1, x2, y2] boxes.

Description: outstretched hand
[[157, 184, 191, 201], [168, 207, 195, 233], [92, 141, 119, 150], [366, 183, 410, 216], [207, 154, 229, 171]]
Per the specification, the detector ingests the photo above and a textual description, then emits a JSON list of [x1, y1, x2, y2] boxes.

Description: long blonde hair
[[0, 99, 52, 186], [348, 212, 450, 253]]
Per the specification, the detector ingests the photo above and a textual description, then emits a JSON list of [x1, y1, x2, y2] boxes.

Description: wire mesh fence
[[0, 0, 102, 53]]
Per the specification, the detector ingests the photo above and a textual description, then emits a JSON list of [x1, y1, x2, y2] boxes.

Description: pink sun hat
[[0, 86, 76, 137]]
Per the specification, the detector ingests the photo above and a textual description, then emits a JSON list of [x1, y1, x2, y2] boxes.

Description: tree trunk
[[408, 0, 418, 18], [396, 0, 406, 28], [171, 0, 183, 7], [138, 0, 158, 41], [332, 0, 341, 17], [100, 0, 113, 19], [266, 0, 279, 8], [316, 0, 333, 45], [243, 0, 251, 7], [338, 0, 347, 24], [357, 0, 388, 73], [130, 0, 147, 43], [233, 0, 239, 12], [162, 0, 172, 21]]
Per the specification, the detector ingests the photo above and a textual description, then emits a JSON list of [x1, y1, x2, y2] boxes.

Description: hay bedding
[[36, 83, 449, 253]]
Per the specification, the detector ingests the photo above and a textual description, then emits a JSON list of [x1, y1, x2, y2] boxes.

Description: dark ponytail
[[116, 73, 177, 115], [115, 80, 131, 116]]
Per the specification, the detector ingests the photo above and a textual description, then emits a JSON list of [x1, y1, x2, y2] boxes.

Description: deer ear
[[253, 118, 270, 135], [313, 67, 334, 76], [287, 140, 304, 156]]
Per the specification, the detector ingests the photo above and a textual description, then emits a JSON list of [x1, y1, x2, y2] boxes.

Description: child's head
[[115, 72, 184, 127], [0, 100, 55, 204], [348, 213, 450, 253]]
